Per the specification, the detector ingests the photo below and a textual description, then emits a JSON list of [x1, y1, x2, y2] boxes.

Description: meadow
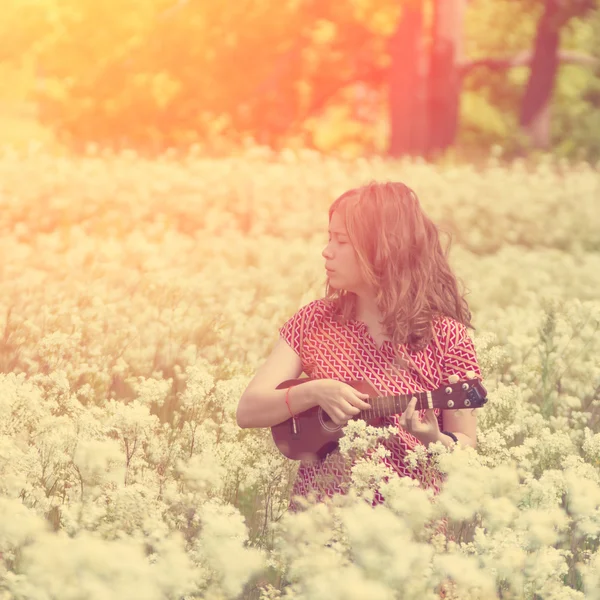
[[0, 146, 599, 599]]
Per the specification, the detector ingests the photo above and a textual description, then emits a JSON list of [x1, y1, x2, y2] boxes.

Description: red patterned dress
[[279, 297, 483, 538]]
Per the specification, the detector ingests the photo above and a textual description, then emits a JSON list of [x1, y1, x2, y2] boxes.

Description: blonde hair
[[325, 181, 474, 363]]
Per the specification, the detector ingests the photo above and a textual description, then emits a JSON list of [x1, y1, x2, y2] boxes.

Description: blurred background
[[0, 6, 600, 597], [1, 0, 599, 161]]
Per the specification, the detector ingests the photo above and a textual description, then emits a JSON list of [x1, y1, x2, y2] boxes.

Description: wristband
[[285, 386, 298, 435], [285, 386, 295, 418], [441, 431, 458, 444]]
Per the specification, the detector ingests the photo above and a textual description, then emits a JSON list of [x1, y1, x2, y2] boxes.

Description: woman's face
[[322, 210, 366, 293]]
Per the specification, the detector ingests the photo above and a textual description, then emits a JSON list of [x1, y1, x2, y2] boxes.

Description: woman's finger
[[403, 397, 415, 419], [400, 397, 421, 432]]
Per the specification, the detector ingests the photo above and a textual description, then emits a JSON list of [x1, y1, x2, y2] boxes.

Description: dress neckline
[[347, 319, 393, 352]]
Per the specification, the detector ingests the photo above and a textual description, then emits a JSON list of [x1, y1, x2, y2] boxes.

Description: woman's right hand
[[306, 379, 371, 426]]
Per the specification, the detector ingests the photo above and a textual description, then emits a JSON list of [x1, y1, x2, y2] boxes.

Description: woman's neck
[[355, 293, 383, 325]]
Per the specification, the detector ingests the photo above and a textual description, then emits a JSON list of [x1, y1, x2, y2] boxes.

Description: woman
[[236, 181, 483, 538]]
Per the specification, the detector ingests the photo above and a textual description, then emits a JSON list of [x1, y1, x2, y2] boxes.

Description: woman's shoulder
[[292, 297, 335, 320], [281, 297, 334, 328], [279, 297, 334, 355], [432, 312, 461, 330], [431, 313, 470, 350]]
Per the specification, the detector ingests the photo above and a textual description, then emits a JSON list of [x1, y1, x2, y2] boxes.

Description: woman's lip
[[326, 268, 334, 272]]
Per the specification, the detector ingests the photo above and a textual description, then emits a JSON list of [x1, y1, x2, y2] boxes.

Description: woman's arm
[[440, 404, 477, 449], [236, 337, 319, 429]]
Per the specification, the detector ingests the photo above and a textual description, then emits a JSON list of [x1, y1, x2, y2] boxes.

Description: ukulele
[[271, 377, 488, 461]]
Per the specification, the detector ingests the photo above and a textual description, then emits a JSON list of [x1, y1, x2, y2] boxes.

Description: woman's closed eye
[[328, 236, 347, 245]]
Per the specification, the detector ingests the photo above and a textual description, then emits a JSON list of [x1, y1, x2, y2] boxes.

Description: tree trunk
[[428, 0, 466, 154], [388, 2, 428, 157], [519, 0, 563, 149]]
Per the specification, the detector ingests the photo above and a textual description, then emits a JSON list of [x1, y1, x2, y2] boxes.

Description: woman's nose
[[322, 244, 333, 259]]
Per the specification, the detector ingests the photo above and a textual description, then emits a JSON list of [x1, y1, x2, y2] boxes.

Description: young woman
[[236, 181, 483, 537]]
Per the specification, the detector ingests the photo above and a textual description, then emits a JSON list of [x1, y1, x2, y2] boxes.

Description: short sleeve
[[440, 320, 482, 385], [279, 299, 325, 358]]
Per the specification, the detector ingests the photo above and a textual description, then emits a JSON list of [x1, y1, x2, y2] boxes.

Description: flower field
[[0, 146, 599, 599]]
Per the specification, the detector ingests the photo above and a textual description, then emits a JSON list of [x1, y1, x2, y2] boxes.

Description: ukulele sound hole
[[318, 407, 343, 432]]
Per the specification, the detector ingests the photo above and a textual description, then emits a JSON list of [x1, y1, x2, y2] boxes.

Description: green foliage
[[461, 0, 600, 160], [0, 0, 599, 159], [2, 0, 399, 153], [552, 9, 600, 161]]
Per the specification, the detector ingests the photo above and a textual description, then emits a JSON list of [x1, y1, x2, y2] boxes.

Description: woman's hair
[[325, 181, 474, 359]]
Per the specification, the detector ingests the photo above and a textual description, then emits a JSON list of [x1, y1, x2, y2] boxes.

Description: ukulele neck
[[359, 391, 432, 420]]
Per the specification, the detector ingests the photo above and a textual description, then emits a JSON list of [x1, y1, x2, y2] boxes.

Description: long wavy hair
[[325, 181, 474, 363]]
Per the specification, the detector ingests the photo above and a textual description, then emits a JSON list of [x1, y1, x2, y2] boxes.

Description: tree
[[428, 0, 466, 154], [388, 0, 467, 157], [388, 0, 599, 156], [2, 0, 598, 157], [519, 0, 598, 149], [388, 1, 428, 156]]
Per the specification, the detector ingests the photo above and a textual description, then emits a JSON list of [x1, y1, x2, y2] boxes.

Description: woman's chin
[[327, 281, 347, 292]]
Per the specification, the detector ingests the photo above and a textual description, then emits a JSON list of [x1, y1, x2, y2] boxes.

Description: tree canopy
[[0, 0, 598, 158]]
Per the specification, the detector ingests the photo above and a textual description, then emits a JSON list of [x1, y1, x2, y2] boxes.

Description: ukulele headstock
[[434, 377, 488, 409]]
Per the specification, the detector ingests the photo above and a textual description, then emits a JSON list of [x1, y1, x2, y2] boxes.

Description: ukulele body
[[272, 378, 384, 461]]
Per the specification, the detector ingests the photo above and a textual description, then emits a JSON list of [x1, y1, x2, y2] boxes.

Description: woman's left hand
[[398, 396, 441, 446]]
